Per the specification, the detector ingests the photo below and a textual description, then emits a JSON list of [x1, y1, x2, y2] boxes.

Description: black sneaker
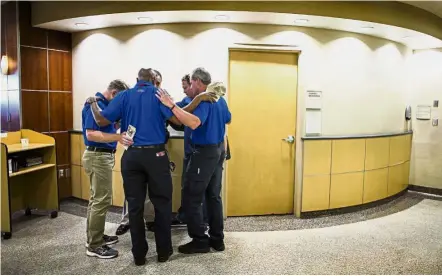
[[84, 235, 119, 248], [134, 257, 146, 266], [86, 245, 118, 259], [146, 222, 155, 232], [210, 239, 225, 251], [103, 234, 118, 245], [171, 217, 186, 226], [158, 248, 174, 262], [116, 224, 130, 235], [178, 240, 210, 254]]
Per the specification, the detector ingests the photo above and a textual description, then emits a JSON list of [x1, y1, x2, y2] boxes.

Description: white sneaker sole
[[105, 239, 119, 245], [85, 239, 119, 248], [86, 250, 118, 259]]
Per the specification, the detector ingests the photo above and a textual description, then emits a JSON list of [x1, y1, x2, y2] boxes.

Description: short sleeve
[[221, 98, 231, 124], [83, 109, 99, 130], [101, 92, 125, 122], [175, 99, 187, 108], [225, 108, 232, 124], [160, 104, 173, 120], [193, 102, 210, 126]]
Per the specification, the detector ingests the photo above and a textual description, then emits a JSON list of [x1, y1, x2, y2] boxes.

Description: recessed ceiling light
[[138, 17, 153, 22], [75, 23, 88, 27], [214, 14, 230, 21], [294, 19, 309, 23], [361, 26, 374, 29]]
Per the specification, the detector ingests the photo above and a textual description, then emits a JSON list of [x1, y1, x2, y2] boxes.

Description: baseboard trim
[[408, 185, 442, 196], [300, 190, 407, 218]]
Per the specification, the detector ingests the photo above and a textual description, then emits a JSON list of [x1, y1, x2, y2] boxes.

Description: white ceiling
[[36, 10, 442, 50]]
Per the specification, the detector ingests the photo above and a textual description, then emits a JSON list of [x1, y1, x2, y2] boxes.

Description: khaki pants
[[82, 150, 115, 249]]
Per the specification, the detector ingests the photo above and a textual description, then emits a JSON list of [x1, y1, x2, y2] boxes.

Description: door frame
[[224, 44, 303, 218]]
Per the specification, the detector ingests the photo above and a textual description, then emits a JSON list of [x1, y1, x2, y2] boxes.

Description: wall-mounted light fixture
[[1, 55, 9, 75], [137, 17, 153, 22], [294, 19, 309, 24], [75, 23, 89, 27], [214, 14, 230, 21]]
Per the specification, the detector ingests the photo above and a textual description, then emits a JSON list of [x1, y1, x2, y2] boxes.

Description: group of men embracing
[[81, 67, 231, 266]]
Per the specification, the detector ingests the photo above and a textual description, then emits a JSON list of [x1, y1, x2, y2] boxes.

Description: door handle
[[282, 135, 295, 144]]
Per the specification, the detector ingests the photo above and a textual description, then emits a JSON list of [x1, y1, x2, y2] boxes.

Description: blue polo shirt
[[176, 96, 193, 154], [191, 96, 231, 145], [101, 80, 173, 146], [82, 92, 117, 149]]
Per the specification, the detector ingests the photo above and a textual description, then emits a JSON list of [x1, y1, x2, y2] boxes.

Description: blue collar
[[95, 92, 109, 104], [136, 80, 154, 87]]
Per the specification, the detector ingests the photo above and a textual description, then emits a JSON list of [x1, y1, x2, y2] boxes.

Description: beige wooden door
[[227, 49, 298, 216]]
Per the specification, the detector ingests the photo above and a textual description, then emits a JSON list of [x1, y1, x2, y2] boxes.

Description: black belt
[[86, 146, 116, 153], [193, 142, 223, 148], [131, 144, 164, 149]]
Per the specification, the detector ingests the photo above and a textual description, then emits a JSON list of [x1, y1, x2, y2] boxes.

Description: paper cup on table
[[21, 138, 29, 147]]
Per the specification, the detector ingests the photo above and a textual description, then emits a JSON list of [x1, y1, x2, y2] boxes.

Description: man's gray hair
[[108, 79, 129, 92], [191, 67, 211, 85]]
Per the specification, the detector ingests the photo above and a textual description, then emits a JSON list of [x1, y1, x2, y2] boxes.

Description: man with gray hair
[[156, 67, 231, 254], [82, 79, 133, 259]]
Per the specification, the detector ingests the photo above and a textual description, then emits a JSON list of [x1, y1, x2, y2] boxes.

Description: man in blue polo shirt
[[156, 67, 231, 254], [87, 68, 202, 266], [115, 71, 215, 235], [81, 79, 133, 259], [171, 74, 209, 225]]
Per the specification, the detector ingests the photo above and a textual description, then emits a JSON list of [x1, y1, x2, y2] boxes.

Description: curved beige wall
[[302, 133, 412, 212], [72, 23, 411, 136], [32, 1, 442, 40], [408, 49, 442, 190]]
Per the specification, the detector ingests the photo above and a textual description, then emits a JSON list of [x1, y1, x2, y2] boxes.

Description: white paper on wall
[[306, 90, 322, 110], [305, 109, 322, 135], [416, 105, 431, 120]]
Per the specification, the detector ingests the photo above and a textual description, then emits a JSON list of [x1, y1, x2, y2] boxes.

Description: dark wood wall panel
[[50, 131, 70, 165], [20, 47, 48, 90], [1, 90, 9, 132], [1, 9, 5, 57], [21, 90, 49, 132], [57, 164, 72, 199], [18, 1, 47, 47], [8, 90, 21, 131], [1, 1, 21, 132], [5, 1, 74, 198], [1, 90, 21, 132], [49, 51, 72, 91], [3, 1, 19, 80], [49, 92, 73, 132], [48, 31, 72, 51]]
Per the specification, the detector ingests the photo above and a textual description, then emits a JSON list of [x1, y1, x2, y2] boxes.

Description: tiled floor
[[1, 191, 442, 274]]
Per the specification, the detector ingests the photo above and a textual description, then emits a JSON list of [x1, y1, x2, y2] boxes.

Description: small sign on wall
[[306, 90, 322, 110], [416, 105, 431, 120], [305, 110, 322, 135], [305, 90, 322, 135]]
